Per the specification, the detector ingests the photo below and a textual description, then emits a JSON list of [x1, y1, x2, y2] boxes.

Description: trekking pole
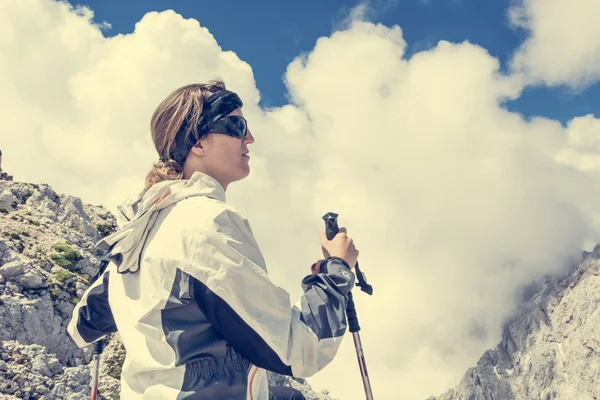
[[90, 340, 103, 400], [323, 212, 374, 400], [87, 247, 114, 400]]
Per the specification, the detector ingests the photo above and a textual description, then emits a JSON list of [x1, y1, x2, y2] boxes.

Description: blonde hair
[[144, 79, 226, 190]]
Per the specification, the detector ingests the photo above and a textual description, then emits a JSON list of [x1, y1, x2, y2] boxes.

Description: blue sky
[[69, 0, 598, 125]]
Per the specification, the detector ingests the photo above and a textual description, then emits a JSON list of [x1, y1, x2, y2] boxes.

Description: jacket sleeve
[[189, 208, 355, 378], [66, 267, 117, 348]]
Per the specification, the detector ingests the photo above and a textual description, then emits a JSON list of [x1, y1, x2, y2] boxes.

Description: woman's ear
[[189, 137, 209, 156]]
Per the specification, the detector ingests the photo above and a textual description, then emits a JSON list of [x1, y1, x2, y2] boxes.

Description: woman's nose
[[244, 129, 255, 144]]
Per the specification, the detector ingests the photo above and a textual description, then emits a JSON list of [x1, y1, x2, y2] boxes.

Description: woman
[[68, 80, 359, 400]]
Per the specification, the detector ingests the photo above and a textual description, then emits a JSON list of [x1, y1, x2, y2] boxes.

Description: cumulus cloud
[[509, 0, 600, 89], [281, 17, 600, 398], [2, 1, 600, 399], [337, 0, 400, 29], [556, 115, 600, 172], [0, 0, 260, 208]]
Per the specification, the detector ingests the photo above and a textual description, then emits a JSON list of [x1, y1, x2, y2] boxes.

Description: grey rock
[[75, 255, 102, 277], [0, 239, 16, 265], [60, 196, 98, 240], [0, 188, 17, 211], [26, 186, 60, 221], [0, 260, 25, 278], [0, 291, 71, 363], [62, 232, 82, 246], [32, 354, 62, 377], [429, 255, 600, 400], [16, 272, 46, 289], [7, 183, 32, 204]]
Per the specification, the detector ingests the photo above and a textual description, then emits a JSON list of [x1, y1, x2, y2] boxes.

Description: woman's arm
[[67, 268, 117, 348], [189, 208, 355, 378]]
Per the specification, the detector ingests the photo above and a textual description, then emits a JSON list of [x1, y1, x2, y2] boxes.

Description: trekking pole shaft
[[90, 341, 103, 400], [347, 290, 374, 400], [352, 331, 374, 400], [90, 355, 100, 400], [322, 212, 374, 400]]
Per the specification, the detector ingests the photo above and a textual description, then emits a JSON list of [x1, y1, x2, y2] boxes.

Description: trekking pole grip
[[93, 340, 103, 355], [323, 212, 361, 333]]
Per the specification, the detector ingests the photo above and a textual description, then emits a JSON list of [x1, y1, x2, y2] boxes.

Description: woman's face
[[187, 108, 254, 190]]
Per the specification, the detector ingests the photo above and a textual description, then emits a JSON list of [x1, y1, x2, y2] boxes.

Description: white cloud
[[281, 17, 600, 398], [336, 0, 400, 30], [2, 1, 600, 399], [509, 0, 600, 89], [555, 115, 600, 172]]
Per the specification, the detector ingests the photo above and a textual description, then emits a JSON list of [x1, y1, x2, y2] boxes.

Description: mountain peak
[[429, 250, 600, 400]]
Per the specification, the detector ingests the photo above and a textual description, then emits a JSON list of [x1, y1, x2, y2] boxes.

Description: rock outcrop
[[428, 248, 600, 400], [0, 170, 13, 182]]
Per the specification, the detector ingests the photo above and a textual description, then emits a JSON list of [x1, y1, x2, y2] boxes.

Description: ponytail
[[144, 160, 184, 191]]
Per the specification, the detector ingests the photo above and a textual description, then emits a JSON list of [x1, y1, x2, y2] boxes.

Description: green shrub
[[50, 287, 62, 298], [96, 223, 114, 237], [21, 231, 30, 237], [55, 270, 73, 283], [10, 233, 21, 241], [10, 216, 18, 221], [51, 242, 83, 270]]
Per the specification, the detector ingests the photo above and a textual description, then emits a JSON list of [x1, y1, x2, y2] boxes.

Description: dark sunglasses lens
[[212, 117, 247, 138], [229, 117, 247, 138]]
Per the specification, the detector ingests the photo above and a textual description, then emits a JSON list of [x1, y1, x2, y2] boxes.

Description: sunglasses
[[208, 116, 248, 139]]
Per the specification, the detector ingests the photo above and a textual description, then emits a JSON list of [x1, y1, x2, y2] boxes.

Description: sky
[[1, 0, 600, 399]]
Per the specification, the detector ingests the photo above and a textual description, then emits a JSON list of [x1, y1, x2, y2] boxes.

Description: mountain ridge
[[428, 243, 600, 400]]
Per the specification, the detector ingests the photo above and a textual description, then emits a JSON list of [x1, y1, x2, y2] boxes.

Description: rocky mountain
[[0, 179, 335, 400], [428, 247, 600, 400], [0, 172, 13, 182]]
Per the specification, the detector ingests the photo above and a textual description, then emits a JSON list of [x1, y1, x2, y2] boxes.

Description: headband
[[166, 90, 244, 164]]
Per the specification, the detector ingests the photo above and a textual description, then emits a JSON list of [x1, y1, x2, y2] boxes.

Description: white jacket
[[67, 171, 355, 400]]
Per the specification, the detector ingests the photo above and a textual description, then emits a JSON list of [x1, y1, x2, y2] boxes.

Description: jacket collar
[[185, 171, 226, 203], [96, 171, 226, 274]]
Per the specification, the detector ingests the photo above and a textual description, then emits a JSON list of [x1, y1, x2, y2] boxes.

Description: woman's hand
[[320, 227, 359, 270]]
